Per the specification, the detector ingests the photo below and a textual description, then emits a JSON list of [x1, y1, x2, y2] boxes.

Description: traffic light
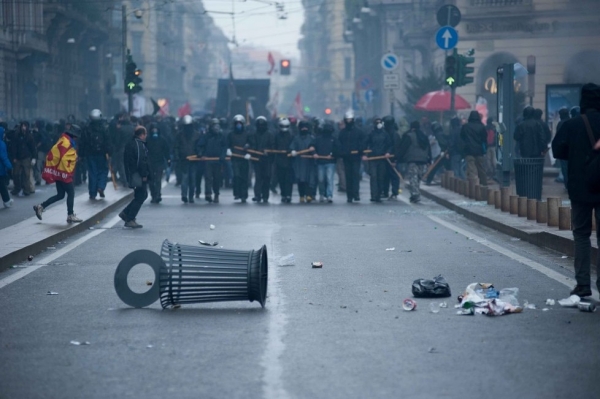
[[457, 54, 474, 87], [124, 55, 143, 94], [280, 59, 291, 75], [444, 50, 458, 87], [324, 107, 332, 115]]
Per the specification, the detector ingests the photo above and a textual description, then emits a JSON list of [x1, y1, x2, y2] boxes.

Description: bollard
[[478, 185, 487, 202], [527, 199, 537, 220], [488, 189, 495, 205], [559, 207, 571, 230], [509, 195, 519, 215], [468, 178, 479, 199], [114, 240, 268, 309], [460, 180, 467, 196], [442, 173, 447, 189], [536, 201, 548, 224], [547, 197, 561, 227], [452, 178, 459, 193], [494, 190, 501, 209], [518, 197, 528, 217], [501, 187, 511, 213]]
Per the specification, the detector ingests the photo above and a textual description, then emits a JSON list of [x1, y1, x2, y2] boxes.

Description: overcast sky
[[203, 0, 305, 59]]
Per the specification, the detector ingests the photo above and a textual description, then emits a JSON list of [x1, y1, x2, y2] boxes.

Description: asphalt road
[[1, 180, 598, 399]]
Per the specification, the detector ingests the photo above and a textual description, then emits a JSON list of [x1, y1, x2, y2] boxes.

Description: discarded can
[[577, 302, 597, 312], [311, 261, 323, 268], [402, 298, 417, 311], [27, 255, 33, 261]]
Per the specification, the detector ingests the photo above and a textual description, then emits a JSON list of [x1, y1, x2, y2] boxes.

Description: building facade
[[0, 0, 116, 121], [349, 0, 600, 122]]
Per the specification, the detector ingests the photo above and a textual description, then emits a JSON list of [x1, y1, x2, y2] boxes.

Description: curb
[[0, 192, 133, 272], [420, 187, 598, 264]]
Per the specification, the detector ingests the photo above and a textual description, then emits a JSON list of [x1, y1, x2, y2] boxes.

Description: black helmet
[[66, 124, 81, 137]]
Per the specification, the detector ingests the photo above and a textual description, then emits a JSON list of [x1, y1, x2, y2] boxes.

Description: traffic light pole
[[450, 85, 456, 114]]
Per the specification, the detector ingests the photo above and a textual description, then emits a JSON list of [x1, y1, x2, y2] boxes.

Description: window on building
[[344, 57, 352, 80]]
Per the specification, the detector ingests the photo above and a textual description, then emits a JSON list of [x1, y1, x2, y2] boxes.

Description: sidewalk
[[420, 178, 597, 265], [0, 185, 132, 271]]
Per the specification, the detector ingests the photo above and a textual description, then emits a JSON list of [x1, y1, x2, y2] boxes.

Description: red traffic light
[[281, 60, 289, 68], [280, 59, 291, 75], [324, 108, 332, 115]]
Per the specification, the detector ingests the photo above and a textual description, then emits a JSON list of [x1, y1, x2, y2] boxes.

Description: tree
[[399, 68, 444, 123]]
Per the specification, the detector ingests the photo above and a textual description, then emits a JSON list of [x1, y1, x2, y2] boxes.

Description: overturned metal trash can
[[114, 240, 268, 309]]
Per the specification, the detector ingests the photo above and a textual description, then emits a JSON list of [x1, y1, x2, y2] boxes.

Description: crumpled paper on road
[[457, 283, 523, 316]]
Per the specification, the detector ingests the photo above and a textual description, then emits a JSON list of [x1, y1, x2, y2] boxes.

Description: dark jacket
[[449, 118, 462, 155], [313, 132, 339, 165], [514, 108, 546, 158], [33, 127, 52, 154], [365, 128, 392, 157], [290, 132, 315, 182], [250, 128, 274, 163], [197, 130, 227, 161], [227, 128, 251, 158], [10, 128, 36, 161], [124, 138, 150, 182], [175, 126, 200, 161], [553, 110, 600, 203], [273, 130, 293, 168], [146, 133, 170, 166], [338, 124, 366, 159], [81, 121, 110, 157], [460, 111, 487, 157], [397, 129, 430, 164], [114, 120, 134, 152]]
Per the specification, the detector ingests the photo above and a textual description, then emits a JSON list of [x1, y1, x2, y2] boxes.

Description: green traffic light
[[127, 82, 136, 90], [446, 77, 455, 86]]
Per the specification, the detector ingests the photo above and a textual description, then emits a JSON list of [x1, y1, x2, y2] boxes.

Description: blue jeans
[[181, 161, 197, 199], [317, 163, 335, 198], [87, 155, 108, 197]]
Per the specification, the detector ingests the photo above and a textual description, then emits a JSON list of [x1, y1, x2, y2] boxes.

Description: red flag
[[178, 102, 191, 118], [267, 52, 275, 75], [293, 92, 304, 119]]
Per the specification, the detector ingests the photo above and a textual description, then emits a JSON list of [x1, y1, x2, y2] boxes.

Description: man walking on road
[[82, 109, 110, 200], [119, 126, 150, 228], [397, 121, 430, 203], [460, 111, 488, 186], [552, 83, 600, 298]]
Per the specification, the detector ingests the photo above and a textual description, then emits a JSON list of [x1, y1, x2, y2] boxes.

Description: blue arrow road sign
[[364, 89, 374, 104], [435, 26, 458, 50], [380, 53, 399, 71]]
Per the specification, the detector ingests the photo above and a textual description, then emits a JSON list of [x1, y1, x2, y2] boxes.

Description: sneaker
[[89, 196, 96, 200], [33, 204, 44, 220], [262, 198, 269, 203], [570, 285, 592, 298], [306, 196, 313, 203], [188, 197, 195, 204], [3, 199, 13, 208], [252, 197, 259, 202], [214, 195, 219, 204], [98, 189, 105, 198], [118, 211, 128, 222], [124, 220, 143, 228], [67, 214, 83, 223], [205, 195, 213, 203], [182, 196, 188, 203], [327, 197, 333, 203], [299, 197, 306, 203], [388, 195, 397, 201], [409, 195, 421, 203]]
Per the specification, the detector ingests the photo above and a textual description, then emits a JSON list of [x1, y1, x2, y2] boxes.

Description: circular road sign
[[381, 53, 399, 71], [436, 5, 461, 28]]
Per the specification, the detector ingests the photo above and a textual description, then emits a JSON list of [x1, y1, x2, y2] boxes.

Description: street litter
[[209, 224, 216, 230], [311, 261, 323, 268], [542, 308, 550, 311], [47, 246, 56, 250], [46, 291, 59, 295], [456, 283, 522, 316], [147, 345, 153, 349], [27, 255, 33, 261], [385, 247, 395, 251], [439, 302, 448, 308], [577, 302, 596, 312], [561, 256, 568, 259], [412, 275, 451, 298], [524, 301, 537, 310], [70, 341, 90, 346], [546, 299, 556, 306], [401, 249, 413, 253], [198, 240, 219, 246], [402, 298, 417, 311], [429, 302, 441, 314], [428, 347, 437, 353], [146, 281, 153, 286], [558, 295, 581, 307], [278, 254, 295, 267], [510, 238, 521, 241]]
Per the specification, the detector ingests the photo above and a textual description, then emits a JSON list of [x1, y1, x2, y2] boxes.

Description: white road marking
[[399, 193, 599, 296], [0, 182, 167, 290], [0, 215, 122, 289], [260, 238, 290, 399]]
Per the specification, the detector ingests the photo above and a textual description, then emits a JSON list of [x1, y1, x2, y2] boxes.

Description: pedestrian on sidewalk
[[119, 126, 150, 228], [449, 116, 465, 180], [0, 126, 14, 208], [397, 121, 430, 203], [552, 83, 600, 298], [34, 125, 83, 223], [9, 121, 36, 196], [460, 111, 488, 186], [82, 109, 111, 200]]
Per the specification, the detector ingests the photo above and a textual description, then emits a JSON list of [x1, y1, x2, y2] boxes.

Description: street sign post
[[380, 53, 399, 71], [436, 5, 461, 27], [435, 26, 458, 50], [383, 74, 399, 90]]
